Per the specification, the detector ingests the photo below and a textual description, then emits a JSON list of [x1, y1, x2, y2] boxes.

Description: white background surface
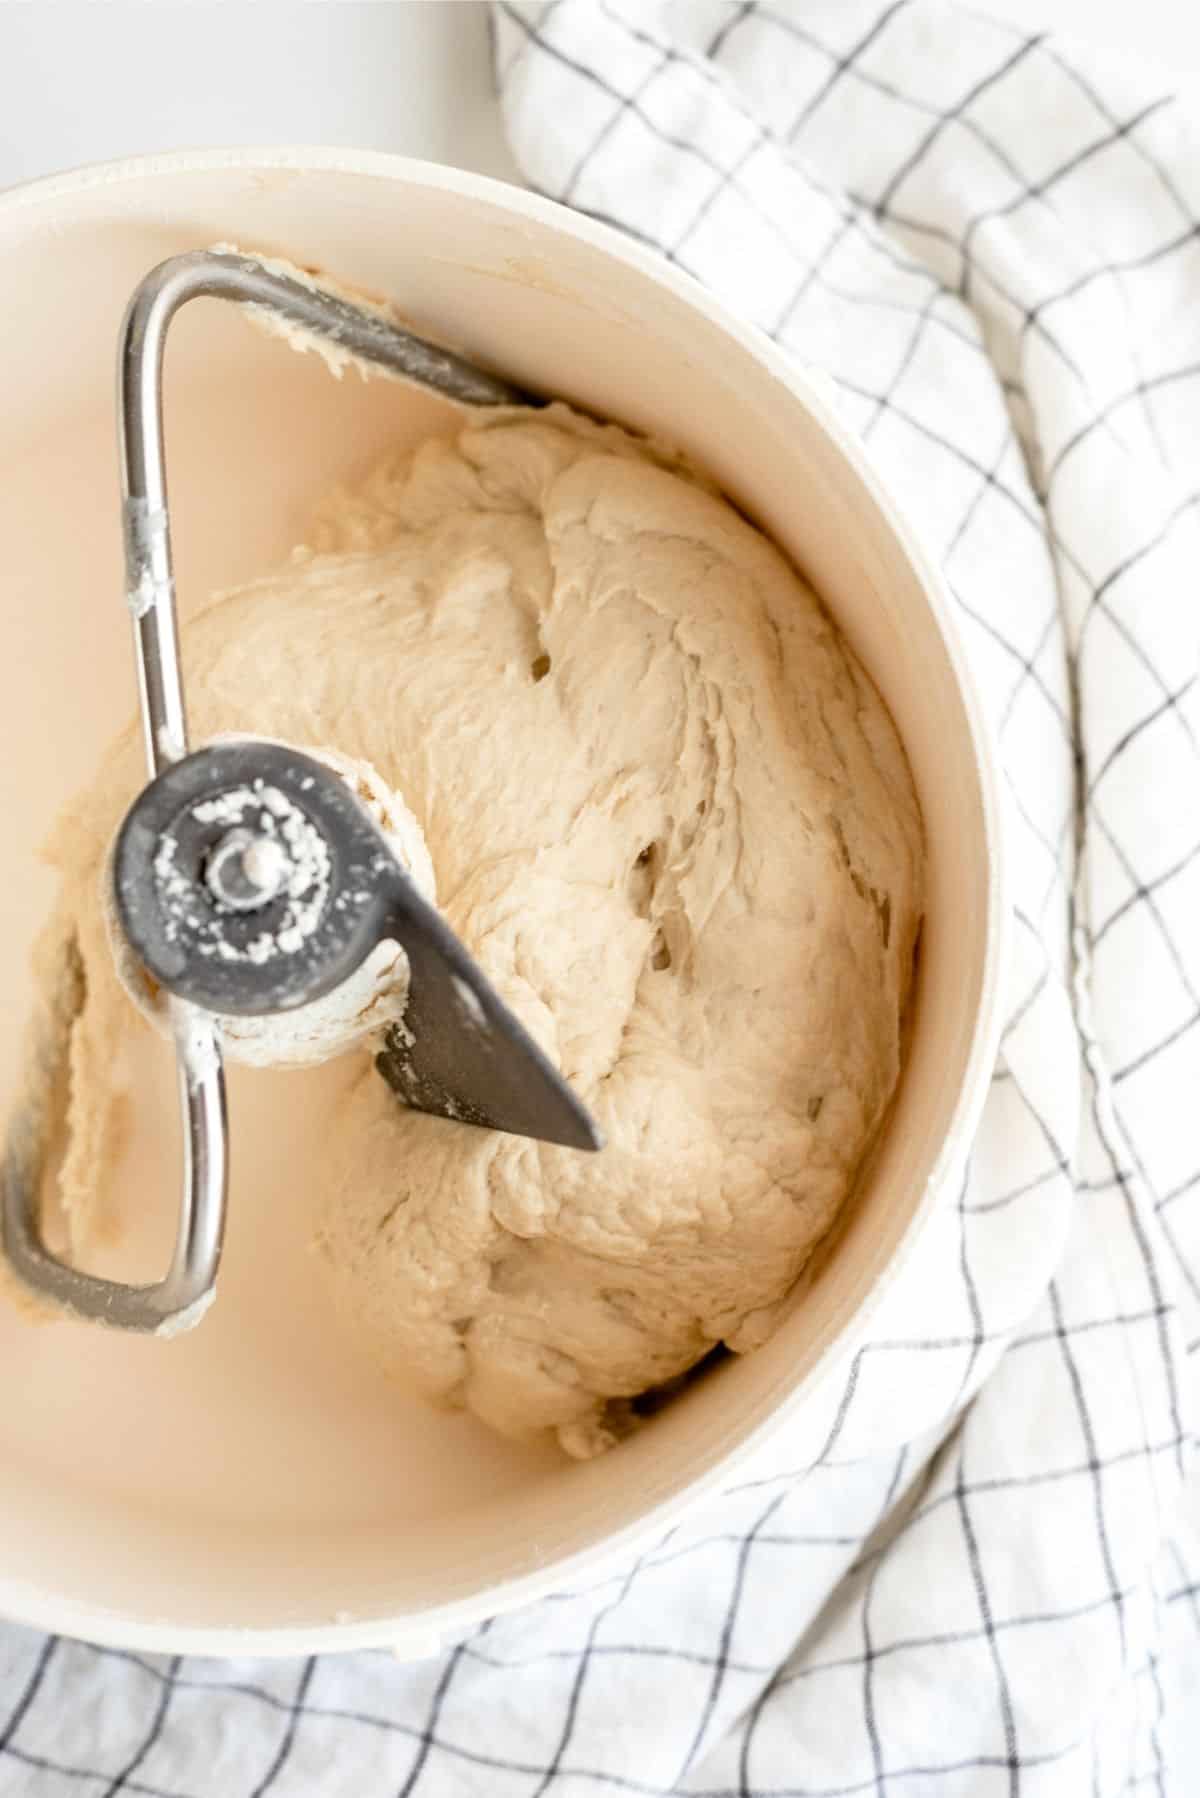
[[1, 0, 1199, 195]]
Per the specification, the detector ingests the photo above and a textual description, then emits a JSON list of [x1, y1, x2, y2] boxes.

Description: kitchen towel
[[1, 2, 1198, 1792]]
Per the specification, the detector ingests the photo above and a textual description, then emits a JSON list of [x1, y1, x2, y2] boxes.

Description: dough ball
[[34, 403, 923, 1454]]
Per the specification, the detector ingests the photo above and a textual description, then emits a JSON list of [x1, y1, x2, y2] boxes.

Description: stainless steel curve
[[3, 250, 526, 1332]]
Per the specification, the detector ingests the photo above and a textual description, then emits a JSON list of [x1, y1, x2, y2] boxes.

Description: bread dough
[[30, 404, 922, 1454]]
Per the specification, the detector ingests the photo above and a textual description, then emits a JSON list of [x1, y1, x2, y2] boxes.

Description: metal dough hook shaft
[[3, 250, 532, 1332], [121, 251, 531, 783]]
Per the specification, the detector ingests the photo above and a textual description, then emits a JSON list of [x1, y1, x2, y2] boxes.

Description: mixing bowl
[[0, 149, 1004, 1655]]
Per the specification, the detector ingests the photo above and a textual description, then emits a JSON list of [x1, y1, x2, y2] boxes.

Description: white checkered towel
[[2, 3, 1199, 1793]]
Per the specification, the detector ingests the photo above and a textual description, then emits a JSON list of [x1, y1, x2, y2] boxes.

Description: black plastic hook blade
[[374, 882, 601, 1150], [111, 741, 602, 1152]]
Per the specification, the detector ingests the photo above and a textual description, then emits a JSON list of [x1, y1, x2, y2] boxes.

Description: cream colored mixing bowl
[[0, 150, 1005, 1656]]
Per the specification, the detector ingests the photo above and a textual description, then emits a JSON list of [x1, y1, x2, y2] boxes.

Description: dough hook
[[2, 251, 600, 1336]]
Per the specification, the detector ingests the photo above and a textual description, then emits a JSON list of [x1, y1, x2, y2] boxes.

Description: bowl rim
[[0, 144, 1009, 1657]]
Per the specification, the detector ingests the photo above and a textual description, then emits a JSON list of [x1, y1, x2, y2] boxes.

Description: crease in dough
[[25, 402, 923, 1456]]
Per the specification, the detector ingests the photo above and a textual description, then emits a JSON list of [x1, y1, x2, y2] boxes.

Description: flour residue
[[172, 781, 333, 965]]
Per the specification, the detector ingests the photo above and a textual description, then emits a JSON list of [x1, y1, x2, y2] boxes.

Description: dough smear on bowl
[[26, 403, 923, 1457]]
